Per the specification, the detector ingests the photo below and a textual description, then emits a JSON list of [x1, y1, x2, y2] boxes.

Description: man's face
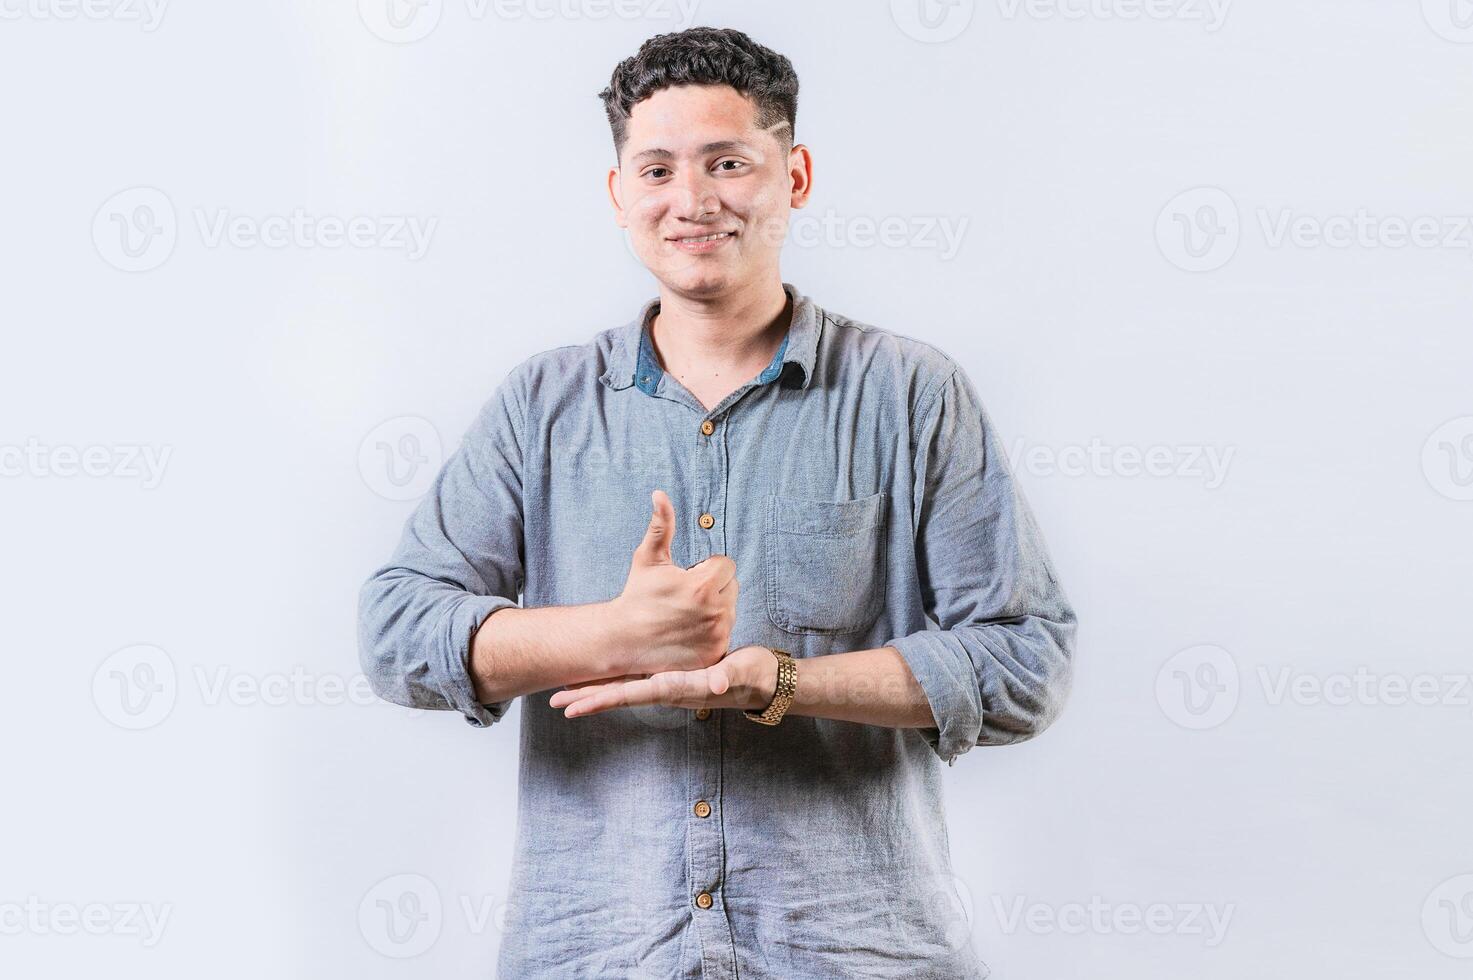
[[607, 84, 811, 299]]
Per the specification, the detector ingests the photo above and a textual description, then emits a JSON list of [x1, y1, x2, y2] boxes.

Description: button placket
[[686, 406, 737, 978], [687, 681, 733, 974]]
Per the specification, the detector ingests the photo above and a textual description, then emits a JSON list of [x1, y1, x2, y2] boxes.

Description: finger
[[561, 670, 709, 718], [693, 553, 738, 592], [560, 672, 647, 693], [631, 489, 676, 567], [707, 662, 731, 696], [548, 676, 644, 708], [561, 681, 647, 717]]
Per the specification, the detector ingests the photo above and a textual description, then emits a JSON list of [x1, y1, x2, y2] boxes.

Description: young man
[[359, 26, 1076, 979]]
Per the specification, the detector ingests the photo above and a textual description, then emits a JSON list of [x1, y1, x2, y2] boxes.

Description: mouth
[[669, 230, 737, 253]]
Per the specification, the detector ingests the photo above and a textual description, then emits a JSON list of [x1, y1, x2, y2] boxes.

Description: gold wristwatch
[[743, 647, 797, 726]]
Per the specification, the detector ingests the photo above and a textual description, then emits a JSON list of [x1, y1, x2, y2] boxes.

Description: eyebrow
[[629, 140, 756, 164]]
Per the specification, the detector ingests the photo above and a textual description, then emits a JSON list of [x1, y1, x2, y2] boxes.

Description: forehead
[[623, 84, 766, 152]]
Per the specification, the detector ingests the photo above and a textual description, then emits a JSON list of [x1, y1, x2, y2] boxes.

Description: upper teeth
[[680, 232, 731, 243]]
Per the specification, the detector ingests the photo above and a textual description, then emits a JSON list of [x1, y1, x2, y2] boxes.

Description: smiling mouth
[[671, 231, 736, 244]]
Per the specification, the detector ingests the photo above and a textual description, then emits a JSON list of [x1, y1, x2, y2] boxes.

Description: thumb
[[707, 663, 731, 697], [631, 489, 676, 566]]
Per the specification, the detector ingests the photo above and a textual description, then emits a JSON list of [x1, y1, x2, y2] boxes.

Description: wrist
[[597, 596, 641, 676], [745, 646, 780, 712]]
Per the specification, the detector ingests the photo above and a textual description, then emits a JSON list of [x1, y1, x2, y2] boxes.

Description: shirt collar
[[600, 282, 819, 395]]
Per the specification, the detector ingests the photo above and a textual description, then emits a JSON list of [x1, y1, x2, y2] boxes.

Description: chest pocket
[[764, 490, 888, 635]]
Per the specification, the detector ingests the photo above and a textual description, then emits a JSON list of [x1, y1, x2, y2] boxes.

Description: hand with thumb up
[[609, 489, 739, 676]]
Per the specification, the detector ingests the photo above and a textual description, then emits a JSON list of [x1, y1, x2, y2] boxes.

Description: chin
[[660, 265, 737, 298]]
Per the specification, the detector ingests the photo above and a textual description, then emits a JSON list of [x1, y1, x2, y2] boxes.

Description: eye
[[642, 167, 671, 180], [714, 159, 746, 173]]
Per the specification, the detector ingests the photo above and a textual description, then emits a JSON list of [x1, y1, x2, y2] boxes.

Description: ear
[[788, 143, 814, 210], [607, 165, 628, 228]]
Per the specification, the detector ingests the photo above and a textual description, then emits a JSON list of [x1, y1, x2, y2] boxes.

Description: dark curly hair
[[598, 27, 799, 162]]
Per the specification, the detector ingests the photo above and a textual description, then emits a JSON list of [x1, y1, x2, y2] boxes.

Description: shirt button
[[699, 513, 715, 529], [693, 800, 712, 818], [700, 420, 715, 436], [694, 707, 711, 720], [695, 892, 714, 910]]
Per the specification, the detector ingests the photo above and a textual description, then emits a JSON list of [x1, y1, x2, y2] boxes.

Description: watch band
[[744, 647, 797, 726]]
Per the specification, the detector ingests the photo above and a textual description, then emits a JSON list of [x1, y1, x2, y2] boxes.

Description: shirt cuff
[[439, 593, 520, 728], [886, 630, 984, 767]]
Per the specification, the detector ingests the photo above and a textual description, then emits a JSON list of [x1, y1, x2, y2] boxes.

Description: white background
[[3, 1, 1472, 976]]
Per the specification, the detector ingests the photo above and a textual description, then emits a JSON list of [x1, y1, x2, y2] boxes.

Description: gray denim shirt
[[358, 282, 1076, 978]]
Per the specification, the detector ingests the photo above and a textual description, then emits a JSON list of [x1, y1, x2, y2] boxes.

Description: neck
[[648, 279, 791, 384]]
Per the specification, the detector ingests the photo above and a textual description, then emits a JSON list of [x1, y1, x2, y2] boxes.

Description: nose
[[669, 169, 720, 222]]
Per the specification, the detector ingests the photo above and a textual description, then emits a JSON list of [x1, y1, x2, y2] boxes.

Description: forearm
[[470, 600, 635, 704], [782, 645, 937, 731]]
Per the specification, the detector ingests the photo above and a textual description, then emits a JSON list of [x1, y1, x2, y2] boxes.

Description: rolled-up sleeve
[[357, 372, 527, 727], [886, 363, 1077, 766]]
